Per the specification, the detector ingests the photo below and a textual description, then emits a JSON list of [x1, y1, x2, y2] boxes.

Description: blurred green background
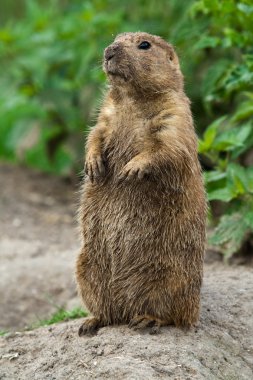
[[1, 0, 253, 259]]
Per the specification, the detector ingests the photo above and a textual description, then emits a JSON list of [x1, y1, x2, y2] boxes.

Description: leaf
[[237, 3, 253, 14], [194, 36, 220, 50], [212, 124, 252, 152], [208, 187, 236, 202], [198, 116, 226, 153], [204, 170, 227, 183], [231, 124, 253, 159], [227, 163, 248, 195], [212, 139, 243, 152], [222, 65, 253, 96], [232, 100, 253, 122], [201, 59, 231, 97], [209, 212, 249, 260]]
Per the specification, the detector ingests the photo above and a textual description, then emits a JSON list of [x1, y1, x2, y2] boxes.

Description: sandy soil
[[0, 163, 253, 379], [0, 163, 80, 331]]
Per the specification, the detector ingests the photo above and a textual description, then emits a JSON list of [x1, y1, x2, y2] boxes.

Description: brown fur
[[76, 32, 207, 335]]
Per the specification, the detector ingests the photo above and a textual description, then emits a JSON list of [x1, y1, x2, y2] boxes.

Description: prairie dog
[[76, 32, 207, 335]]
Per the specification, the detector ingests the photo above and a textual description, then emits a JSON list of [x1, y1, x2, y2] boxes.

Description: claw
[[128, 315, 167, 334], [78, 317, 101, 337], [119, 160, 150, 181], [85, 154, 105, 182], [96, 158, 105, 176], [128, 316, 145, 328]]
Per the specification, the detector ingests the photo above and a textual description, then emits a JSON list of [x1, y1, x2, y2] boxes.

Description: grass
[[0, 307, 88, 336], [31, 307, 88, 329]]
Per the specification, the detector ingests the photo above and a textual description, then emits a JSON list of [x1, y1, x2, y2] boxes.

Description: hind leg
[[76, 246, 112, 335], [171, 287, 201, 328], [78, 317, 102, 336]]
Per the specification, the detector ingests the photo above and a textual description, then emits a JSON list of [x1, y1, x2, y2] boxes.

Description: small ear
[[167, 45, 180, 66], [167, 46, 175, 61]]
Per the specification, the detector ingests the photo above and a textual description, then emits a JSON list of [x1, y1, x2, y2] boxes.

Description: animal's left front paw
[[119, 160, 150, 180]]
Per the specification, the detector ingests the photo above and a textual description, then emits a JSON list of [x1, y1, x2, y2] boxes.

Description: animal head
[[103, 32, 183, 96]]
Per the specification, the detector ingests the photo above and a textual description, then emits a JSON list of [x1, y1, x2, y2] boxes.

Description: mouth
[[104, 60, 128, 81], [104, 60, 117, 74]]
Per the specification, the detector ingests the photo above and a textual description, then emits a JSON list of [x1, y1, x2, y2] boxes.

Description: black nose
[[104, 43, 120, 61]]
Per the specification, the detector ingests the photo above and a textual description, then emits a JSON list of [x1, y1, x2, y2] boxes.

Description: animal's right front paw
[[78, 317, 101, 337], [85, 153, 105, 182]]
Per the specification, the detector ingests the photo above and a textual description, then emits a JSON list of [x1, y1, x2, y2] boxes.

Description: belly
[[80, 177, 180, 258]]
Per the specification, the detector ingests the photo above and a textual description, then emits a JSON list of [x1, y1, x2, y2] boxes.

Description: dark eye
[[138, 41, 151, 50]]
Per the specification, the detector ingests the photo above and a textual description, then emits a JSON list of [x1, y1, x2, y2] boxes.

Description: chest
[[103, 105, 149, 168]]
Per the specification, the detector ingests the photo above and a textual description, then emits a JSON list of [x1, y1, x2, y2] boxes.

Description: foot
[[78, 317, 102, 337], [119, 159, 150, 181], [85, 153, 105, 182], [128, 315, 168, 334]]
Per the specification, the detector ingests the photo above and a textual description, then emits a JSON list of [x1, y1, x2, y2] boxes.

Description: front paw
[[119, 160, 150, 180], [85, 153, 105, 182]]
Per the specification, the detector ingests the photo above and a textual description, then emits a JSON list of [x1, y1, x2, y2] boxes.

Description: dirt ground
[[0, 162, 80, 331], [0, 162, 253, 379]]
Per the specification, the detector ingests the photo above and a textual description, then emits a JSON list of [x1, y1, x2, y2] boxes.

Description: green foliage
[[194, 0, 253, 258], [0, 308, 87, 334], [32, 307, 88, 328], [0, 0, 194, 175], [0, 330, 8, 336], [209, 207, 253, 261], [0, 0, 107, 174]]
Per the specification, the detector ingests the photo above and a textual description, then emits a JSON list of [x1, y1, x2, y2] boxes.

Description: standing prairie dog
[[76, 32, 207, 335]]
